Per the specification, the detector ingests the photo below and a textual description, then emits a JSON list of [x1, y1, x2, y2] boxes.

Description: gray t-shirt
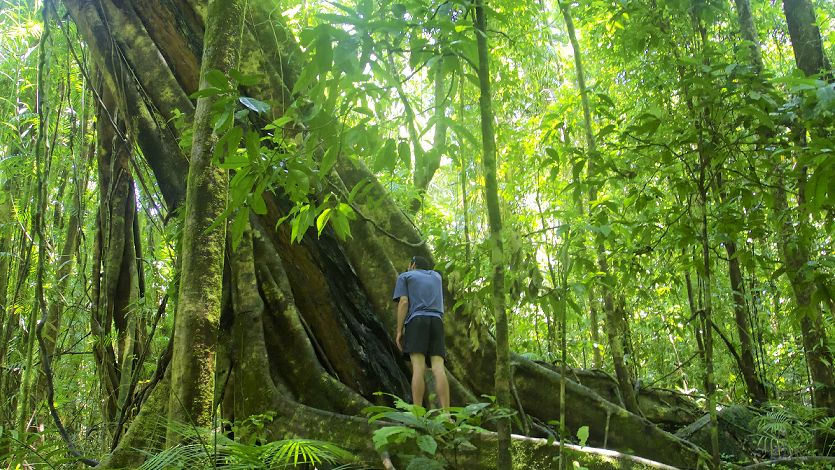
[[392, 269, 444, 324]]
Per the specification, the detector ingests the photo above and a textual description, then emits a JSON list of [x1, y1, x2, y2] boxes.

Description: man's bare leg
[[430, 355, 450, 409], [410, 353, 427, 407]]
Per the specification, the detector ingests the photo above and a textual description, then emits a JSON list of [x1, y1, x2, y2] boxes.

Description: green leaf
[[229, 69, 259, 86], [371, 426, 415, 451], [596, 124, 616, 140], [245, 130, 260, 161], [216, 152, 248, 170], [595, 92, 616, 108], [633, 113, 660, 135], [391, 3, 406, 18], [316, 208, 332, 237], [213, 125, 243, 166], [314, 29, 334, 75], [286, 169, 310, 197], [373, 138, 398, 172], [214, 109, 233, 131], [577, 425, 589, 446], [250, 193, 267, 215], [206, 69, 230, 89], [398, 140, 411, 166], [330, 209, 353, 240], [545, 147, 559, 165], [190, 87, 224, 99], [416, 435, 437, 456], [239, 97, 270, 114], [266, 115, 294, 130], [321, 147, 338, 174], [347, 179, 370, 204], [290, 204, 313, 243], [230, 208, 249, 251]]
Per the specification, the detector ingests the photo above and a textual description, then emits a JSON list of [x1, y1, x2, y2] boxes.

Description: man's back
[[393, 269, 443, 322]]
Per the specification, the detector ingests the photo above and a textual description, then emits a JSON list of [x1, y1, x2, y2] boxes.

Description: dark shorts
[[403, 315, 446, 364]]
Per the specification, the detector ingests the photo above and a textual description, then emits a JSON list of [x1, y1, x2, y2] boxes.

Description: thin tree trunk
[[589, 303, 602, 368], [775, 173, 835, 421], [733, 0, 764, 73], [473, 1, 511, 468], [166, 0, 243, 441], [458, 76, 471, 265], [558, 0, 640, 415], [697, 161, 720, 468], [411, 55, 448, 212], [778, 0, 835, 453], [732, 0, 775, 405], [0, 180, 14, 385], [724, 239, 767, 403], [17, 5, 51, 435], [92, 84, 139, 432]]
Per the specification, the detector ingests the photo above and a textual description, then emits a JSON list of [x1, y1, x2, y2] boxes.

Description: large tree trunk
[[63, 0, 709, 467], [782, 0, 832, 77], [166, 0, 243, 440]]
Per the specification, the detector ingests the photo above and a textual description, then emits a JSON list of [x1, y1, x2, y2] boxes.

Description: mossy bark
[[91, 85, 145, 432], [98, 375, 170, 469], [782, 0, 831, 77], [778, 2, 835, 453], [166, 0, 242, 441]]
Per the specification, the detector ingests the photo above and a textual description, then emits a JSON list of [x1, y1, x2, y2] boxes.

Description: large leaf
[[371, 426, 416, 451], [416, 435, 437, 456], [314, 28, 334, 75], [373, 138, 398, 172], [238, 96, 270, 114]]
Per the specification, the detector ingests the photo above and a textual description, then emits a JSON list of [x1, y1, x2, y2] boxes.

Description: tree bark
[[723, 240, 768, 403], [782, 0, 832, 77], [91, 84, 145, 432], [733, 0, 764, 73], [778, 0, 835, 453], [166, 0, 243, 440], [473, 1, 513, 468], [775, 174, 835, 417]]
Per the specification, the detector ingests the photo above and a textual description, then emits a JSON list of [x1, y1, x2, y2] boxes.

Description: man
[[393, 255, 450, 409]]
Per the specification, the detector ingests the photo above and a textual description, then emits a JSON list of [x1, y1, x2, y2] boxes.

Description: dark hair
[[411, 255, 432, 270]]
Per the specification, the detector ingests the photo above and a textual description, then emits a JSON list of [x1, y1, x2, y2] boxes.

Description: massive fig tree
[[60, 0, 709, 467]]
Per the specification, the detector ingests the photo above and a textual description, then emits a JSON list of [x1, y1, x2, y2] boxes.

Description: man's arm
[[396, 296, 408, 352]]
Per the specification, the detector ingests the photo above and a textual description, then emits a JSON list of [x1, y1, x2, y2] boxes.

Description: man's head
[[410, 255, 433, 270]]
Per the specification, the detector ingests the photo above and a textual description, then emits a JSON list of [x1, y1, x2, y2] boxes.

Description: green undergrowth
[[0, 415, 368, 469], [364, 392, 514, 469]]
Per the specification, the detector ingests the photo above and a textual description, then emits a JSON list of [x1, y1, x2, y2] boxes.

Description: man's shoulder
[[398, 270, 441, 282]]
